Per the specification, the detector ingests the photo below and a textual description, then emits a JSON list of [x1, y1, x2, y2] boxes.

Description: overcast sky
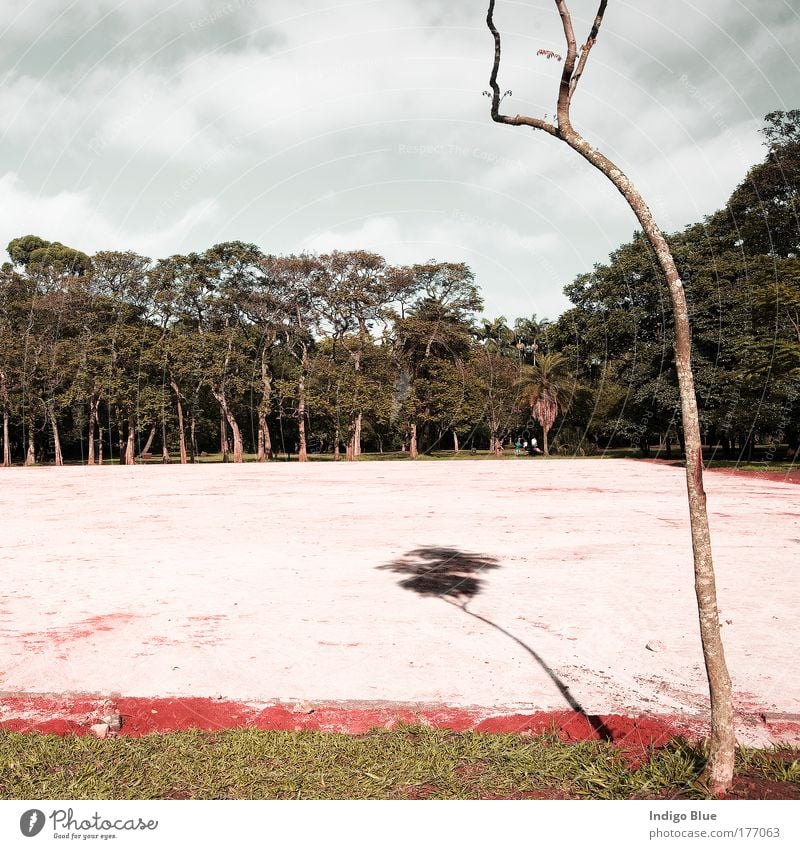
[[1, 1, 798, 321]]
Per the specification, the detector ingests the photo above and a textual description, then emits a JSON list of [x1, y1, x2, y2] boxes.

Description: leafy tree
[[515, 352, 571, 455]]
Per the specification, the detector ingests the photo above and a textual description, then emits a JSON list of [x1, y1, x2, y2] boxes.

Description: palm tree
[[515, 351, 570, 455]]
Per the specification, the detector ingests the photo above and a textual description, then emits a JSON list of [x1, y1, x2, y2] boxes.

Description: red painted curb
[[0, 695, 702, 757]]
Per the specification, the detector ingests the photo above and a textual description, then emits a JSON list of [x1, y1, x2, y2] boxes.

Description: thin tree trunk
[[98, 426, 104, 465], [161, 421, 171, 463], [230, 418, 243, 463], [49, 408, 63, 466], [115, 407, 125, 464], [190, 412, 197, 463], [453, 429, 459, 453], [125, 409, 136, 465], [25, 429, 35, 466], [2, 409, 9, 467], [560, 126, 734, 794], [354, 412, 362, 457], [87, 396, 99, 465], [170, 380, 188, 464], [258, 354, 273, 462], [1, 371, 10, 467], [257, 409, 273, 462], [409, 422, 418, 459], [487, 0, 735, 792], [213, 391, 243, 463], [220, 414, 228, 462], [297, 366, 308, 463], [334, 423, 340, 461], [257, 419, 266, 462], [140, 425, 156, 456]]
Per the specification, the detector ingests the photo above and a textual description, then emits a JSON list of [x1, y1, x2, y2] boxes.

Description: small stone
[[646, 640, 667, 652], [102, 714, 122, 732], [90, 723, 109, 739]]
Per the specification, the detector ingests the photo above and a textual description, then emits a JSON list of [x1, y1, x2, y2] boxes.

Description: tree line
[[0, 112, 797, 466]]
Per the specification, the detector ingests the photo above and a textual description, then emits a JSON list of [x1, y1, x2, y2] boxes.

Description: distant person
[[514, 438, 522, 456], [529, 436, 542, 455]]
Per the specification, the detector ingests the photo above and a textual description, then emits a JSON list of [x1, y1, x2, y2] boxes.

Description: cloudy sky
[[1, 0, 798, 320]]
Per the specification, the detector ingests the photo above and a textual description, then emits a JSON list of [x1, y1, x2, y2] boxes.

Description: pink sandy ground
[[0, 458, 797, 746]]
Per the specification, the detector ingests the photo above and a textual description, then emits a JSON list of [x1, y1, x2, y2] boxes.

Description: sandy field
[[0, 459, 797, 745]]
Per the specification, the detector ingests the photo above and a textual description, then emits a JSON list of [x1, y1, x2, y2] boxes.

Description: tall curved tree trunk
[[487, 0, 735, 794], [170, 379, 188, 464], [213, 391, 243, 463], [48, 407, 63, 466], [139, 425, 156, 457]]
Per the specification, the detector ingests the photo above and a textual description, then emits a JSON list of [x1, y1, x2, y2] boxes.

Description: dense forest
[[1, 112, 797, 465]]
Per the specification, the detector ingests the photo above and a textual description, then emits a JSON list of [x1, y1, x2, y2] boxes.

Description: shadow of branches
[[377, 546, 613, 741], [377, 546, 501, 600]]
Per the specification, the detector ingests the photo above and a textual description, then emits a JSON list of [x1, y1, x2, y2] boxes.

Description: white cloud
[[0, 172, 218, 259]]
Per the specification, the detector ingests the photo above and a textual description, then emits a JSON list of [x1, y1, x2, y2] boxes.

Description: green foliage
[[1, 113, 797, 464]]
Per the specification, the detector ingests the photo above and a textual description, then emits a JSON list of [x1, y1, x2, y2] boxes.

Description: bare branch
[[554, 0, 578, 129], [486, 0, 558, 136], [569, 0, 608, 98]]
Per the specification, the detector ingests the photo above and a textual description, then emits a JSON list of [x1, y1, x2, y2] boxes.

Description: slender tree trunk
[[230, 418, 243, 463], [561, 127, 735, 793], [258, 355, 273, 462], [2, 409, 9, 467], [453, 429, 459, 453], [140, 425, 156, 456], [1, 371, 11, 467], [297, 364, 308, 463], [354, 412, 362, 457], [257, 420, 266, 462], [190, 412, 197, 463], [87, 396, 99, 465], [409, 422, 418, 459], [48, 408, 63, 466], [170, 380, 188, 464], [161, 421, 171, 463], [485, 2, 737, 785], [213, 390, 243, 463], [25, 429, 35, 466], [115, 407, 125, 464], [125, 408, 136, 465], [98, 426, 104, 464], [257, 408, 273, 462], [334, 423, 340, 461], [220, 414, 229, 462]]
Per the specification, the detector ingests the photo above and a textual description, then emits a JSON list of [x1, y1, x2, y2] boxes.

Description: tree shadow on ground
[[377, 546, 613, 741]]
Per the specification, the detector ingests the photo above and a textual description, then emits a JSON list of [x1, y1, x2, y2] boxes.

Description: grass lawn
[[2, 728, 798, 800]]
